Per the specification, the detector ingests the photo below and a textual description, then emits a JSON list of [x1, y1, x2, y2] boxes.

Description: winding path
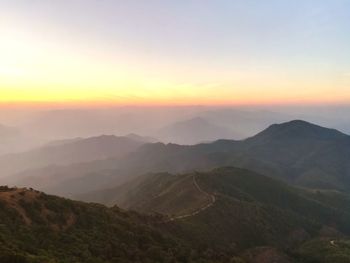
[[167, 174, 216, 222]]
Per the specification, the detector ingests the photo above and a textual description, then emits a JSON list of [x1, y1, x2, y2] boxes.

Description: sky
[[1, 0, 350, 106]]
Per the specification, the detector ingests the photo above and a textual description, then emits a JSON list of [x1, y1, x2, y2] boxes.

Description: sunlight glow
[[0, 4, 349, 107]]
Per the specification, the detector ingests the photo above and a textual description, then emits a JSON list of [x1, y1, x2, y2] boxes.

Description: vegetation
[[78, 167, 350, 262], [0, 187, 204, 262], [4, 144, 350, 262], [10, 120, 350, 201]]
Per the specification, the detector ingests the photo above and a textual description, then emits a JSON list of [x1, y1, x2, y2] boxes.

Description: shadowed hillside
[[79, 167, 350, 234], [79, 172, 215, 218], [0, 134, 146, 179], [9, 120, 350, 199], [4, 166, 350, 262], [78, 167, 350, 262], [0, 186, 230, 263]]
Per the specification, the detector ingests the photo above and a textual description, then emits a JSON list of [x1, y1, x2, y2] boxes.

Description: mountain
[[157, 117, 241, 144], [18, 106, 350, 141], [77, 166, 350, 221], [78, 172, 211, 213], [130, 120, 350, 191], [0, 135, 145, 178], [236, 120, 350, 189], [246, 120, 347, 143], [10, 120, 350, 198], [20, 107, 205, 139], [78, 167, 350, 262], [0, 186, 212, 263], [90, 120, 350, 192], [45, 133, 156, 147], [3, 167, 350, 262], [199, 108, 293, 138]]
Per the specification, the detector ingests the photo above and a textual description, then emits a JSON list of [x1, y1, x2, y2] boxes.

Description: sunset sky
[[1, 0, 350, 106]]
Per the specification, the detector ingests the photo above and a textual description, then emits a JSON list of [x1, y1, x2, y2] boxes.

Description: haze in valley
[[1, 1, 350, 262]]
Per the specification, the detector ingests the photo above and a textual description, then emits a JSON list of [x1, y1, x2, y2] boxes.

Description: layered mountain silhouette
[[0, 134, 148, 179], [8, 120, 350, 198], [251, 120, 346, 140], [20, 107, 295, 142], [3, 120, 350, 262]]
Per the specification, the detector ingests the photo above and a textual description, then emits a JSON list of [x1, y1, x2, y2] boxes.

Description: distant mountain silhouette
[[9, 120, 350, 196], [0, 134, 145, 178], [106, 120, 350, 192], [199, 108, 294, 138], [248, 120, 347, 142]]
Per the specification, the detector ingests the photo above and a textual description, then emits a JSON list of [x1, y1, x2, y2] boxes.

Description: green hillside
[[78, 167, 350, 262], [116, 120, 350, 192], [78, 172, 213, 218], [4, 164, 350, 262], [0, 186, 212, 263]]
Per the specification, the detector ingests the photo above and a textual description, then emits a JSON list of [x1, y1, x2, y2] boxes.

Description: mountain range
[[0, 134, 150, 179], [2, 119, 350, 262], [6, 120, 350, 199], [5, 106, 350, 148]]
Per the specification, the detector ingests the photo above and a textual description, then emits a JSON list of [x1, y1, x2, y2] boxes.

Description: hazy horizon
[[2, 2, 350, 261]]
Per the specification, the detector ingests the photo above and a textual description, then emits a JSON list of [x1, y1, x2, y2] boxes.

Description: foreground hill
[[79, 167, 350, 231], [0, 186, 224, 263], [79, 167, 350, 262], [0, 182, 296, 263], [7, 167, 350, 262], [81, 172, 216, 216]]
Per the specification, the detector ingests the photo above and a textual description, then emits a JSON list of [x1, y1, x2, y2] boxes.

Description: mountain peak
[[251, 120, 347, 142]]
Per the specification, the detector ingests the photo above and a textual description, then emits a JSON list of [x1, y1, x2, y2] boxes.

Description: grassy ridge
[[3, 166, 350, 262]]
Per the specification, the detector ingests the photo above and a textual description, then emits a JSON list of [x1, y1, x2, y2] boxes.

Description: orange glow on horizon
[[1, 2, 350, 109], [1, 23, 350, 108], [1, 92, 350, 109]]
